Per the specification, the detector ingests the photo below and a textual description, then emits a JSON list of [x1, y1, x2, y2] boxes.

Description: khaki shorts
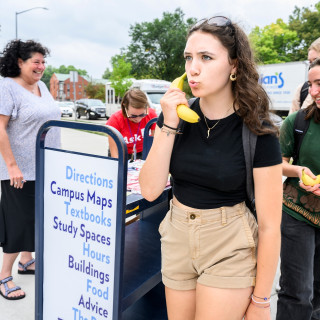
[[159, 201, 258, 290]]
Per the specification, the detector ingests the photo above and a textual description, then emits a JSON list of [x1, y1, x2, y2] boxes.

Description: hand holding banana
[[170, 73, 200, 123], [301, 168, 320, 186]]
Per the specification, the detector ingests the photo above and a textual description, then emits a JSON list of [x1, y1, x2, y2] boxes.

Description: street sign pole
[[70, 71, 78, 120]]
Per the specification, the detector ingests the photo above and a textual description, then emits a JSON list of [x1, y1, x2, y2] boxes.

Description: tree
[[288, 2, 320, 60], [42, 65, 55, 89], [109, 55, 133, 99], [85, 83, 105, 101], [121, 8, 196, 81], [56, 65, 88, 76], [249, 19, 299, 64], [102, 67, 112, 79]]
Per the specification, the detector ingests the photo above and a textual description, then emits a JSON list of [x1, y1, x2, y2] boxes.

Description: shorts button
[[190, 214, 196, 220]]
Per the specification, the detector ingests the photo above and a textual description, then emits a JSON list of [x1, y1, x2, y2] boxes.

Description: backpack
[[184, 98, 257, 217], [292, 108, 310, 165], [299, 81, 309, 108]]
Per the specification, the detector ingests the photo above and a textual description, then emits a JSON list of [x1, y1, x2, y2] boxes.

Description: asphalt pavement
[[0, 122, 281, 320]]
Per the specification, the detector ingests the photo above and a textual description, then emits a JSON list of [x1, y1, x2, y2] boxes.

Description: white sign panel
[[258, 61, 309, 112], [70, 71, 79, 83], [43, 149, 118, 320]]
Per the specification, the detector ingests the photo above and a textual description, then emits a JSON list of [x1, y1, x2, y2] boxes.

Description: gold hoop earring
[[230, 73, 237, 81]]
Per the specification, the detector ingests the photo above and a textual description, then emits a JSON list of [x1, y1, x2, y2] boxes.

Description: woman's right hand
[[160, 88, 188, 128], [299, 167, 320, 195], [8, 164, 25, 189]]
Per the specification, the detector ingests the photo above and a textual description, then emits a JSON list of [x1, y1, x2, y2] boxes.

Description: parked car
[[56, 101, 73, 117], [75, 99, 106, 120], [60, 101, 75, 110]]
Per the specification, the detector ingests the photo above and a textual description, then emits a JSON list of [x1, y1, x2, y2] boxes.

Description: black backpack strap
[[292, 108, 310, 164], [299, 81, 309, 108], [242, 122, 257, 218]]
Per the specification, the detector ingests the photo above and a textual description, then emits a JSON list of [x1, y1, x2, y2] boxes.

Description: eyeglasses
[[191, 16, 234, 34], [125, 108, 148, 119]]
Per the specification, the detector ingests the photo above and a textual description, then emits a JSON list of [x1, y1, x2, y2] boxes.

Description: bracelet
[[161, 127, 180, 136], [252, 293, 271, 301], [163, 123, 178, 131], [251, 301, 270, 309], [251, 295, 270, 304]]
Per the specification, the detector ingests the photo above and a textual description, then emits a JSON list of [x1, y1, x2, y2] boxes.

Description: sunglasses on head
[[191, 16, 234, 34], [125, 107, 148, 119]]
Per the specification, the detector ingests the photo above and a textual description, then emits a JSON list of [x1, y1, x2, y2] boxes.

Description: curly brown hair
[[0, 39, 50, 77], [188, 17, 278, 136]]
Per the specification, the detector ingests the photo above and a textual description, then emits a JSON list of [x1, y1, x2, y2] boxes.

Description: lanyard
[[126, 118, 141, 162]]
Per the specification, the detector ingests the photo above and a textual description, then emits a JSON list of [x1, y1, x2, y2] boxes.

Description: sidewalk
[[0, 253, 35, 319]]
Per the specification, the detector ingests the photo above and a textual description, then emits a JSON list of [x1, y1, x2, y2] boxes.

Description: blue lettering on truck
[[259, 72, 284, 88]]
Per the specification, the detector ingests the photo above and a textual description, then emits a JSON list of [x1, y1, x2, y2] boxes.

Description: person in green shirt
[[277, 58, 320, 320]]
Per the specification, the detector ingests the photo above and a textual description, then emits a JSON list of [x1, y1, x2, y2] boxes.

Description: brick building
[[50, 73, 89, 101]]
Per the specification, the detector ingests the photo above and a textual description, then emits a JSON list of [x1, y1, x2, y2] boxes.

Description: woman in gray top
[[0, 40, 60, 300]]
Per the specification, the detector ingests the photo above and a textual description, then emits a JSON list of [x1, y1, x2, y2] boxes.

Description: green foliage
[[249, 19, 299, 64], [288, 2, 320, 60], [102, 67, 112, 79], [109, 55, 133, 98], [42, 65, 89, 89], [121, 8, 196, 81], [249, 2, 320, 64], [55, 65, 88, 76], [42, 65, 55, 89], [85, 83, 105, 102]]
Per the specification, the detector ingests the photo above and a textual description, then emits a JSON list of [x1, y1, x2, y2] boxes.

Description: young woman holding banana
[[276, 58, 320, 320], [139, 16, 282, 320]]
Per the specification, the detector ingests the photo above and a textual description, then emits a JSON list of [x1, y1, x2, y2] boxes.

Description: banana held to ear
[[301, 169, 320, 186], [170, 72, 200, 123]]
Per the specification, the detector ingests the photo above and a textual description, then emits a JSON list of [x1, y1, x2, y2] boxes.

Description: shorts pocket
[[241, 208, 258, 248], [158, 210, 170, 237]]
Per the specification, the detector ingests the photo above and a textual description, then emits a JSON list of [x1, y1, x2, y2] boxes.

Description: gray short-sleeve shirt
[[0, 78, 61, 180]]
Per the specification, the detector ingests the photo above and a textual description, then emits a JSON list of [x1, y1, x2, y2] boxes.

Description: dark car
[[75, 99, 106, 120]]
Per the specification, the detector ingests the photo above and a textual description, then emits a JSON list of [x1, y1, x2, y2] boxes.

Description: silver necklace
[[202, 105, 233, 139]]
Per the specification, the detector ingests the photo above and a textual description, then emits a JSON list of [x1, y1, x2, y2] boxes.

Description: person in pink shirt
[[106, 89, 157, 161]]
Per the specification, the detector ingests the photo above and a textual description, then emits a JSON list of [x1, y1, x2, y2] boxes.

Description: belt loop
[[238, 202, 243, 215], [170, 200, 173, 221], [221, 207, 227, 225]]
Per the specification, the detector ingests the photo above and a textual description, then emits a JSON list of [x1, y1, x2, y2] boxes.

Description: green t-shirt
[[280, 111, 320, 227]]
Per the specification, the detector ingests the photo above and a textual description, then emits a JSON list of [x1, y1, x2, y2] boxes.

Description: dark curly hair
[[188, 18, 278, 136], [0, 39, 50, 77]]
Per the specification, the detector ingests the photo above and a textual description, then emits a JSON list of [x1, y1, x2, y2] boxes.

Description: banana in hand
[[170, 73, 200, 123], [301, 169, 320, 186]]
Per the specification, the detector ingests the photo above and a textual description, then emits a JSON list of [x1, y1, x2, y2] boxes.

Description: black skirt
[[0, 180, 35, 253]]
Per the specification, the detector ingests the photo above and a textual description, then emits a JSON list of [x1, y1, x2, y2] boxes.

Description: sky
[[0, 0, 318, 79]]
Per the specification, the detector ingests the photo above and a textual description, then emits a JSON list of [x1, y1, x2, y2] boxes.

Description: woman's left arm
[[246, 164, 282, 319]]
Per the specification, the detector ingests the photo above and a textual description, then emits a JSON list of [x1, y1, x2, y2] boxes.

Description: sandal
[[18, 258, 35, 275], [0, 276, 26, 300]]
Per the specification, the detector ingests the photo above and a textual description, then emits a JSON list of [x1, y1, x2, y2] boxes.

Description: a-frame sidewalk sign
[[35, 120, 127, 320]]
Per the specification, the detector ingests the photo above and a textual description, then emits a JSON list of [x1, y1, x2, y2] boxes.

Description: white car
[[56, 101, 73, 117]]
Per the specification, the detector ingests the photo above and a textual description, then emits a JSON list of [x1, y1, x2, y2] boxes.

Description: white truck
[[258, 61, 309, 116], [105, 79, 171, 118]]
